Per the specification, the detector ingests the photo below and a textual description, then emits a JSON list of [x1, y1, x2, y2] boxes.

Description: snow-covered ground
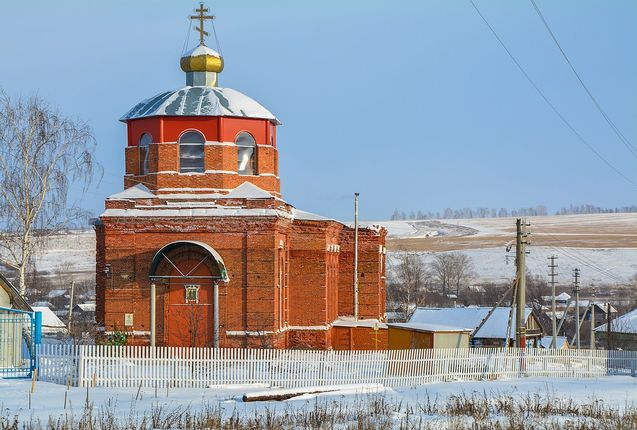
[[382, 214, 637, 286], [379, 213, 637, 240], [1, 376, 636, 428], [388, 246, 637, 286], [31, 231, 95, 277]]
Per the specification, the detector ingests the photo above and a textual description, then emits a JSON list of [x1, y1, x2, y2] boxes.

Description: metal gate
[[0, 306, 39, 378]]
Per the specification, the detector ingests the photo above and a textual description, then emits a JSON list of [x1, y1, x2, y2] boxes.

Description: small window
[[185, 285, 200, 303], [139, 133, 152, 175], [236, 132, 256, 175], [179, 131, 205, 173]]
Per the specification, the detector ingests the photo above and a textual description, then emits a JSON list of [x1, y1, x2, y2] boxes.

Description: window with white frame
[[179, 131, 205, 173], [236, 132, 256, 175]]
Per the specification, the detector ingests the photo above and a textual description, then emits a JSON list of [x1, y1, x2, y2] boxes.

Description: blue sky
[[0, 1, 635, 221]]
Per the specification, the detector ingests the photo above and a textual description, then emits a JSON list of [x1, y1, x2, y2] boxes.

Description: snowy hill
[[381, 213, 637, 286]]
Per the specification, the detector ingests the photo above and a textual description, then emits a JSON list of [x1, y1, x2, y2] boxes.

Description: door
[[165, 259, 214, 347]]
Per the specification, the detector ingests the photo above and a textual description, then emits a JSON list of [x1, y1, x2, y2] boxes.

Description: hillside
[[383, 213, 637, 286]]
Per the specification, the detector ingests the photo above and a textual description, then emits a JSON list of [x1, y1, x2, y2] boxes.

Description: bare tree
[[0, 92, 98, 295], [430, 253, 454, 296], [450, 253, 474, 296], [430, 252, 473, 297], [387, 252, 430, 321]]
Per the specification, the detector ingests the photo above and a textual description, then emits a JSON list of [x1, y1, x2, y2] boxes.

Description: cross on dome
[[190, 3, 215, 46]]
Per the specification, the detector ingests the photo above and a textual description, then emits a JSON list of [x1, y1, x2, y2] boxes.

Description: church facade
[[95, 8, 388, 350]]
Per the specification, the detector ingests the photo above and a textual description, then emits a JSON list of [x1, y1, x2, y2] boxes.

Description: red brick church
[[95, 6, 388, 350]]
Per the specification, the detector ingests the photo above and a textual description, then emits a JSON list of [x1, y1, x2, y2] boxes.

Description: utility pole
[[68, 280, 75, 334], [590, 286, 596, 350], [548, 255, 558, 348], [606, 302, 612, 350], [515, 218, 529, 348], [353, 192, 360, 320], [572, 268, 581, 349]]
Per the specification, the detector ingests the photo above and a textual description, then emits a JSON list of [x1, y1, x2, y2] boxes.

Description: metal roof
[[120, 86, 280, 124]]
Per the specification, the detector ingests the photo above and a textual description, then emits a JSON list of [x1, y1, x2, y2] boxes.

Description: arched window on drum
[[139, 133, 152, 175], [236, 132, 256, 175], [179, 131, 205, 173]]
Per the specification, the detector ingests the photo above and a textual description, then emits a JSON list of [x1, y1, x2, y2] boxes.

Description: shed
[[332, 318, 388, 350], [388, 322, 471, 349]]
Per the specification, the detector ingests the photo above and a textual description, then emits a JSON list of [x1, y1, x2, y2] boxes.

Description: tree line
[[390, 204, 637, 220]]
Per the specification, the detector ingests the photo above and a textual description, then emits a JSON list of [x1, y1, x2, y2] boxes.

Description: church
[[95, 5, 388, 350]]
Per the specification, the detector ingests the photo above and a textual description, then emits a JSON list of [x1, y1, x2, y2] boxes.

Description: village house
[[405, 307, 544, 347], [594, 307, 637, 350], [95, 11, 387, 350], [0, 273, 32, 371]]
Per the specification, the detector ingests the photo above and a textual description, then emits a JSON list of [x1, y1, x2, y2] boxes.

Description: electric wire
[[543, 244, 624, 284], [181, 18, 193, 54], [211, 17, 223, 57], [469, 0, 637, 188], [529, 0, 637, 159], [536, 230, 626, 282]]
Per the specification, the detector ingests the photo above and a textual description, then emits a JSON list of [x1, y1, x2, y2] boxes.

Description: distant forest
[[390, 204, 637, 221]]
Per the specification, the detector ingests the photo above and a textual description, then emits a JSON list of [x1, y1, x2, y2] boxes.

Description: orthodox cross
[[190, 3, 215, 45]]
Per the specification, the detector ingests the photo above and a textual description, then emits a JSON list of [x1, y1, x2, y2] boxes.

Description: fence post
[[631, 352, 636, 377], [76, 345, 84, 387]]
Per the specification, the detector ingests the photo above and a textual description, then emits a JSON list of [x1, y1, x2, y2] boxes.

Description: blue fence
[[0, 306, 41, 378]]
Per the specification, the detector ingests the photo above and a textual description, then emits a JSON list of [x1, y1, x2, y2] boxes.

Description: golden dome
[[180, 45, 224, 73]]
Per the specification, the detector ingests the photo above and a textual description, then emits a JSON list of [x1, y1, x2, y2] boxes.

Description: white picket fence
[[35, 344, 637, 389]]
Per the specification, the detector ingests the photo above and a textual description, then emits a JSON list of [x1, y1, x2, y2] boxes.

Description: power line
[[543, 243, 624, 284], [528, 0, 637, 159], [469, 0, 637, 188]]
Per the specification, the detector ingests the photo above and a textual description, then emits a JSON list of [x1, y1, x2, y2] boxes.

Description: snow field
[[1, 376, 636, 428]]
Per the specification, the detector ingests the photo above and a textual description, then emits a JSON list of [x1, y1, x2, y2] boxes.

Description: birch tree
[[0, 92, 98, 295], [388, 252, 430, 321]]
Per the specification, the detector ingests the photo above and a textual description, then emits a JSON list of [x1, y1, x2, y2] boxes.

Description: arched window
[[139, 133, 152, 175], [179, 131, 205, 173], [236, 132, 256, 175]]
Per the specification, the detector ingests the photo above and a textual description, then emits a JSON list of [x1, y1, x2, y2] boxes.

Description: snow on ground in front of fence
[[1, 376, 637, 426]]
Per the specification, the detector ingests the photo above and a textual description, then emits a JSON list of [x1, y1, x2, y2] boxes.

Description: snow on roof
[[120, 86, 280, 124], [31, 301, 53, 308], [577, 301, 617, 312], [47, 289, 67, 299], [74, 303, 96, 312], [107, 184, 155, 200], [291, 208, 332, 222], [594, 307, 637, 334], [182, 44, 220, 58], [32, 306, 67, 329], [101, 206, 290, 218], [556, 292, 571, 301], [540, 336, 568, 349], [332, 318, 387, 329], [408, 307, 534, 339], [389, 322, 472, 333], [225, 182, 273, 199]]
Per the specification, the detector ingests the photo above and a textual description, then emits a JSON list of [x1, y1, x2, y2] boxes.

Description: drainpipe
[[353, 192, 359, 320], [150, 282, 156, 347], [213, 281, 219, 348]]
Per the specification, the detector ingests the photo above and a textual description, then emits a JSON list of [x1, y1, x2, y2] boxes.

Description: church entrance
[[148, 241, 228, 347], [166, 259, 214, 347]]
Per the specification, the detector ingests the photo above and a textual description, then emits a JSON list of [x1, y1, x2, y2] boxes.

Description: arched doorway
[[149, 241, 228, 347]]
